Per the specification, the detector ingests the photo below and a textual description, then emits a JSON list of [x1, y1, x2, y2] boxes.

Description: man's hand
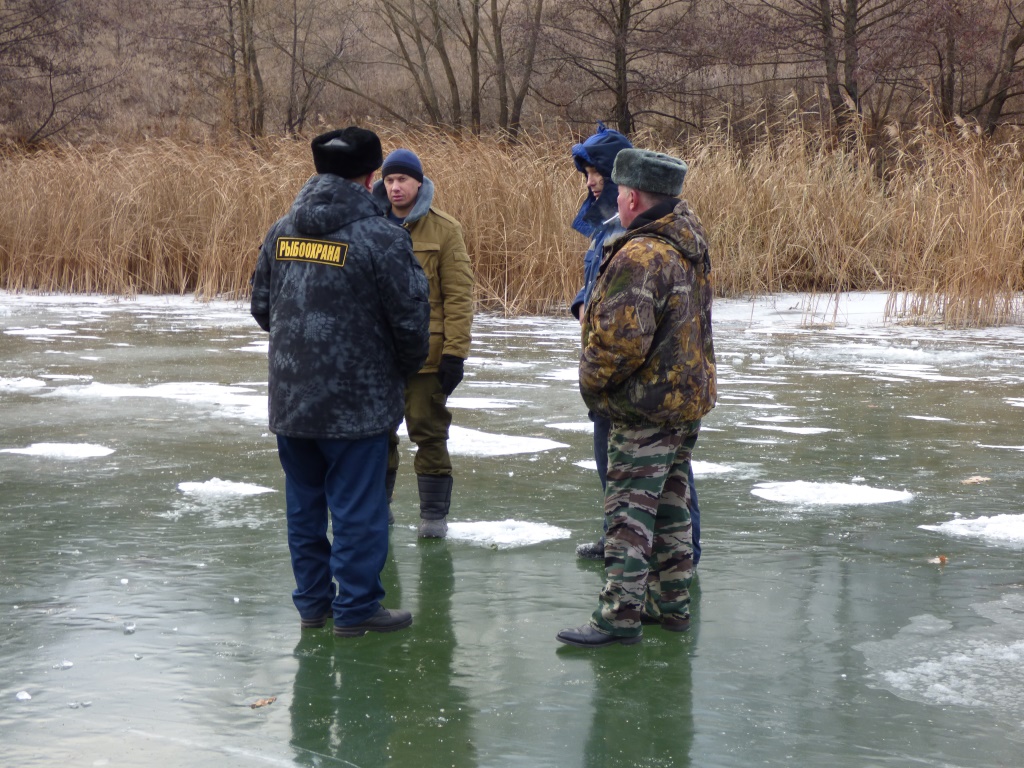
[[437, 355, 465, 396]]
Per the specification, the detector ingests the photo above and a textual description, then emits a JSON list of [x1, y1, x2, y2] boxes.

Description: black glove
[[437, 354, 465, 396]]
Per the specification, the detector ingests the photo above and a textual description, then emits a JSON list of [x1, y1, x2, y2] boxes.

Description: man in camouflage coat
[[251, 127, 430, 638], [557, 148, 716, 648]]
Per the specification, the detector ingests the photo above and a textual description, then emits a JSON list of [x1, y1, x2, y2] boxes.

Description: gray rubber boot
[[385, 469, 397, 525], [417, 474, 452, 539]]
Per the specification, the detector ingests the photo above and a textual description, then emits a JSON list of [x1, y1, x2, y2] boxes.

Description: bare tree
[[264, 0, 350, 134], [542, 0, 697, 135], [979, 0, 1024, 131], [0, 0, 118, 141], [372, 0, 464, 127], [746, 0, 925, 131], [482, 0, 544, 138], [143, 0, 267, 138]]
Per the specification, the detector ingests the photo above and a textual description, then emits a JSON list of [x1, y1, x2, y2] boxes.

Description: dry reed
[[1, 124, 1022, 326]]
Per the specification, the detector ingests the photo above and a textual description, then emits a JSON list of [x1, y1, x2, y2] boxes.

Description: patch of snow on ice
[[692, 460, 734, 476], [446, 519, 571, 549], [447, 426, 568, 456], [751, 480, 912, 505], [4, 327, 77, 337], [0, 377, 46, 391], [447, 397, 525, 410], [920, 514, 1024, 545], [546, 422, 593, 432], [906, 415, 951, 421], [856, 595, 1024, 716], [574, 460, 598, 470], [539, 366, 580, 381], [47, 381, 266, 423], [740, 424, 834, 435], [178, 478, 275, 497], [1, 442, 114, 458]]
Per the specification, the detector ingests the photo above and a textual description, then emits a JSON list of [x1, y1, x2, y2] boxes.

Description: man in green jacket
[[373, 148, 475, 538], [557, 148, 716, 648]]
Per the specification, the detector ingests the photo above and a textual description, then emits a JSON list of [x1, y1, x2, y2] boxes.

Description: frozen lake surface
[[2, 291, 1024, 767]]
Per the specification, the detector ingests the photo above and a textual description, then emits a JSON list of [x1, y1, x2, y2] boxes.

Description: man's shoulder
[[426, 207, 463, 230]]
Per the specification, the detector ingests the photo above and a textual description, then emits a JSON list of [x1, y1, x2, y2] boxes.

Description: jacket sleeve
[[579, 243, 657, 396], [379, 235, 431, 377], [250, 229, 275, 332], [570, 285, 586, 320], [438, 219, 475, 359]]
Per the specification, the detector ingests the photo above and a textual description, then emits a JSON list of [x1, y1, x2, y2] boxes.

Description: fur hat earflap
[[611, 148, 688, 197]]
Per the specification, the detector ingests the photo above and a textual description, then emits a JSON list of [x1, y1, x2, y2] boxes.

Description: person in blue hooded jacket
[[569, 124, 703, 567]]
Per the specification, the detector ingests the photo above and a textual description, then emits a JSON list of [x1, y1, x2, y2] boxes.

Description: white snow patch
[[546, 422, 593, 432], [539, 366, 579, 381], [178, 478, 275, 497], [47, 380, 267, 423], [445, 519, 571, 549], [751, 481, 913, 505], [856, 595, 1024, 716], [0, 377, 47, 391], [740, 424, 834, 435], [905, 415, 951, 422], [397, 424, 568, 457], [574, 459, 598, 471], [692, 460, 734, 476], [447, 397, 525, 410], [920, 514, 1024, 545], [1, 442, 114, 459], [4, 327, 77, 337]]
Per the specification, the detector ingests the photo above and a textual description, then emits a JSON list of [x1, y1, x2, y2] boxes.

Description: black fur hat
[[310, 127, 383, 179], [611, 148, 688, 197]]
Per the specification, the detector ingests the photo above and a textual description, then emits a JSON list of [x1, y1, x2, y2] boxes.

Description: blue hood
[[571, 122, 632, 238], [571, 122, 632, 177]]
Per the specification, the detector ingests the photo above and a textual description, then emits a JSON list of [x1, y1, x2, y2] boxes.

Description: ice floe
[[751, 481, 913, 505], [178, 479, 276, 497], [445, 519, 571, 549], [857, 595, 1024, 716], [919, 514, 1024, 545], [0, 377, 46, 391], [0, 442, 114, 459]]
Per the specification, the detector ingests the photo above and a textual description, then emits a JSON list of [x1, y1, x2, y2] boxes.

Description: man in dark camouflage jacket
[[251, 127, 429, 638], [557, 148, 716, 648]]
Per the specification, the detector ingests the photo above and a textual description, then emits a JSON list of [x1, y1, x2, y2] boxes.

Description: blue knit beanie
[[381, 148, 424, 183]]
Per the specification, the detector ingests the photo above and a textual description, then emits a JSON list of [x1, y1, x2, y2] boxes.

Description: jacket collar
[[371, 175, 436, 226]]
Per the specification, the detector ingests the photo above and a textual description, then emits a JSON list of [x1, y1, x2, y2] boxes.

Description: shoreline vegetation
[[1, 124, 1022, 327]]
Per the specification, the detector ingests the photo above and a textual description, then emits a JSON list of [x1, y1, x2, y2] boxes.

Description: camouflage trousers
[[591, 422, 698, 637]]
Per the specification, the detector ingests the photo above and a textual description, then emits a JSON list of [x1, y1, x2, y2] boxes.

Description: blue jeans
[[276, 434, 389, 626], [593, 413, 702, 564]]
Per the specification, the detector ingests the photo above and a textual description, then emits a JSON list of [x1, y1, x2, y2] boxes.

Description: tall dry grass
[[1, 124, 1022, 325]]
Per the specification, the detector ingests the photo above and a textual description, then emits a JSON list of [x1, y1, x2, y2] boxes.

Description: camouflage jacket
[[580, 199, 717, 427], [251, 174, 429, 439]]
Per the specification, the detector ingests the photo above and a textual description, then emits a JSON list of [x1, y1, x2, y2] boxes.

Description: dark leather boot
[[417, 474, 452, 538], [385, 469, 397, 525]]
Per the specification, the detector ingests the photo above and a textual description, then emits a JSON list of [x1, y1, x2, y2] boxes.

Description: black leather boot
[[417, 474, 452, 538]]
